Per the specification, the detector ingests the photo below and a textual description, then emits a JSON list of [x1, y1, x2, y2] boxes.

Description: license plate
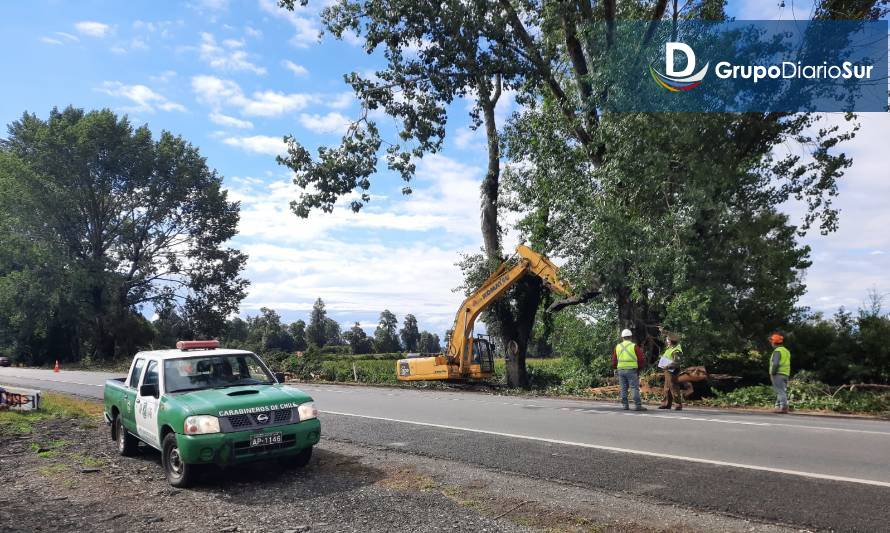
[[249, 432, 282, 447]]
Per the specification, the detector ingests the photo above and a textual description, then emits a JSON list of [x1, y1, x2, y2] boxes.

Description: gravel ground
[[0, 411, 802, 533]]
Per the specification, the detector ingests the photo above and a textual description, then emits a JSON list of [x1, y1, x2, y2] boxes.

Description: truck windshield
[[164, 354, 274, 393]]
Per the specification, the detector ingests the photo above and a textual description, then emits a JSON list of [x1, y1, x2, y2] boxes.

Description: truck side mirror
[[274, 372, 286, 383], [139, 383, 159, 398]]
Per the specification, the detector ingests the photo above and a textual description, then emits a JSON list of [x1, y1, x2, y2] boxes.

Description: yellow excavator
[[397, 245, 578, 381]]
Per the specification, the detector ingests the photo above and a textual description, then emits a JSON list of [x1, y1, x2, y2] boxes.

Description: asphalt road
[[4, 367, 890, 531]]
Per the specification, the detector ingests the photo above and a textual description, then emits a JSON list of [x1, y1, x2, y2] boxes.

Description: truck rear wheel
[[113, 415, 138, 457], [162, 433, 196, 488]]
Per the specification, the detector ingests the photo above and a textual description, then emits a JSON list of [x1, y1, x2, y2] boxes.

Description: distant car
[[0, 357, 10, 367]]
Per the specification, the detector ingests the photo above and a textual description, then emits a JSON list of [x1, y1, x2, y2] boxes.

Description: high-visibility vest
[[615, 340, 638, 369], [770, 346, 791, 376], [663, 344, 683, 361]]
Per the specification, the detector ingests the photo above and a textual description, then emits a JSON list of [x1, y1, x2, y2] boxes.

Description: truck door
[[135, 359, 161, 450], [122, 357, 145, 432]]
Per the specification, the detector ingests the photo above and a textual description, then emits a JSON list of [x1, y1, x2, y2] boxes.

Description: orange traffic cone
[[53, 360, 60, 373]]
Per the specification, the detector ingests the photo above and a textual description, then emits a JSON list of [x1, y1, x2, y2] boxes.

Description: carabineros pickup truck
[[103, 340, 320, 487]]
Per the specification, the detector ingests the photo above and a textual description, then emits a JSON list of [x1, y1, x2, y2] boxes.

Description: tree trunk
[[477, 78, 541, 388], [479, 82, 501, 261]]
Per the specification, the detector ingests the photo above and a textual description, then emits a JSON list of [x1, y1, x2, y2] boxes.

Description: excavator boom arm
[[446, 245, 573, 373]]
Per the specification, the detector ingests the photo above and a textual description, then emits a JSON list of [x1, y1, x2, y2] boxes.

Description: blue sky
[[0, 0, 887, 336]]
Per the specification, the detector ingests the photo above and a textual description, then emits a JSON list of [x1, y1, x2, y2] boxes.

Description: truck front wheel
[[113, 415, 138, 456], [162, 433, 196, 488], [285, 446, 313, 468]]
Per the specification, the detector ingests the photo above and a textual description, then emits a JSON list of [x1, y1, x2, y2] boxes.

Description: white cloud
[[791, 113, 890, 313], [195, 0, 229, 10], [298, 112, 351, 135], [258, 0, 320, 48], [97, 81, 187, 113], [150, 70, 178, 83], [132, 19, 180, 39], [245, 26, 262, 39], [130, 37, 149, 50], [282, 59, 308, 76], [191, 75, 313, 117], [243, 90, 312, 116], [40, 37, 63, 45], [453, 127, 483, 150], [74, 21, 111, 38], [209, 112, 253, 129], [239, 241, 468, 333], [225, 175, 482, 331], [222, 135, 287, 155], [55, 32, 79, 42], [325, 92, 354, 109], [199, 32, 266, 75]]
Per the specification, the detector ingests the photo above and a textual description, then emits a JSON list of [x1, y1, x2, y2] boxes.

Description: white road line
[[320, 410, 890, 488], [620, 412, 890, 436]]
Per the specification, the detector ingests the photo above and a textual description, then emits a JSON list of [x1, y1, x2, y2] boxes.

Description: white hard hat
[[621, 328, 633, 338]]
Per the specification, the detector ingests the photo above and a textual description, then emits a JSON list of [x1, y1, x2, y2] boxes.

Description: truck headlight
[[297, 403, 317, 421], [184, 415, 220, 435]]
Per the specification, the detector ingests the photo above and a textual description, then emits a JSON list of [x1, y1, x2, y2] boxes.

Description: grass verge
[[0, 392, 102, 435]]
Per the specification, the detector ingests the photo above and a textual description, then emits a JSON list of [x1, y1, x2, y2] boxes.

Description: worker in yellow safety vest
[[658, 332, 683, 411], [768, 332, 792, 414], [612, 329, 646, 411]]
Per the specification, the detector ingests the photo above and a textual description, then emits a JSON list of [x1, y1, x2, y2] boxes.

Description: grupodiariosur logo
[[650, 42, 709, 92]]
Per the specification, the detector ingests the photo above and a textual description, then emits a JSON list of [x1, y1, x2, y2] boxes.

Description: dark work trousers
[[661, 369, 682, 408]]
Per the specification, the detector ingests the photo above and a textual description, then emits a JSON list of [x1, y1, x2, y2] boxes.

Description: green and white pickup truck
[[103, 340, 320, 487]]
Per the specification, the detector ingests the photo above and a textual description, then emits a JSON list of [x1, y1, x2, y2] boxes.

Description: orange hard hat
[[769, 332, 784, 344]]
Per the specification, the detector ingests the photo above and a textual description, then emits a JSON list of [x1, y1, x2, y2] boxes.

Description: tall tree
[[324, 317, 343, 346], [278, 0, 544, 386], [289, 319, 308, 352], [0, 107, 247, 359], [306, 297, 328, 347], [494, 0, 875, 356], [345, 322, 373, 354], [399, 314, 421, 352], [418, 331, 441, 354], [374, 309, 401, 353], [246, 307, 295, 352]]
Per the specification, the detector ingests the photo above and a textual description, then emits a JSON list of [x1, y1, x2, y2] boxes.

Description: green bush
[[319, 345, 351, 356], [703, 379, 890, 414]]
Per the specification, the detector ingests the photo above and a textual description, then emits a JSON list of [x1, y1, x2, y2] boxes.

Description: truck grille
[[223, 409, 293, 432], [228, 414, 253, 429], [251, 411, 272, 425]]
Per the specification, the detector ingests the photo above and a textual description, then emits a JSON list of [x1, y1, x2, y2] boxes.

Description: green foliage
[[344, 322, 373, 354], [289, 320, 308, 352], [374, 309, 401, 353], [704, 381, 890, 415], [399, 314, 420, 352], [246, 307, 295, 353], [0, 107, 247, 363], [306, 298, 328, 348], [418, 331, 441, 354], [785, 295, 890, 384]]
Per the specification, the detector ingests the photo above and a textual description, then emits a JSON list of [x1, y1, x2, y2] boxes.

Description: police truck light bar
[[176, 340, 220, 351]]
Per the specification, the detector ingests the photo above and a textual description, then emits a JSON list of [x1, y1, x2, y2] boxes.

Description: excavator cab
[[471, 334, 495, 374]]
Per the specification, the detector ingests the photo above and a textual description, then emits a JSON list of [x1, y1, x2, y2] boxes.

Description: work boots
[[773, 407, 789, 414]]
